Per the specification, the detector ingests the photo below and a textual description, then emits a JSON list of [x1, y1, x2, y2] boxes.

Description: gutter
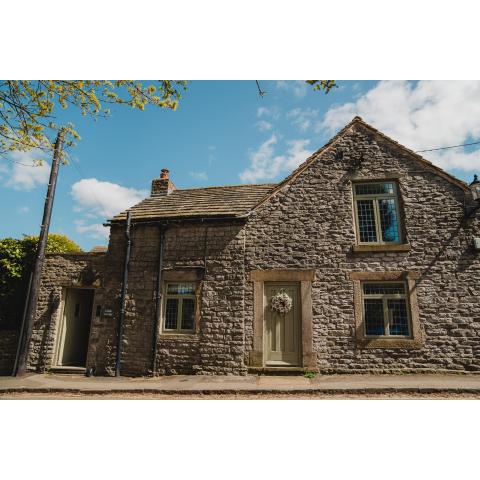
[[104, 213, 250, 228], [152, 224, 166, 375], [115, 210, 131, 377]]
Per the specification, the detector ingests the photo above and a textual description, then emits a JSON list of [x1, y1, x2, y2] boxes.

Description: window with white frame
[[163, 282, 197, 332], [362, 282, 410, 336], [353, 182, 402, 244]]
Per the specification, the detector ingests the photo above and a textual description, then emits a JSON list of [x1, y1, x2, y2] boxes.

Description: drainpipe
[[115, 210, 131, 377], [152, 224, 166, 375], [203, 225, 209, 277]]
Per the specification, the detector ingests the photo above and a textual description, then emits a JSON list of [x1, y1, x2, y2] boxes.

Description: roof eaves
[[105, 212, 249, 226]]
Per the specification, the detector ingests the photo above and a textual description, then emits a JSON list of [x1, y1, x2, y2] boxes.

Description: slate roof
[[110, 183, 276, 222]]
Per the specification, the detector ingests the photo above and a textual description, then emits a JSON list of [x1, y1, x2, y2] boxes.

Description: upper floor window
[[163, 282, 197, 333], [353, 181, 402, 244]]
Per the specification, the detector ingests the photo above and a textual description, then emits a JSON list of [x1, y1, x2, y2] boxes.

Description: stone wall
[[27, 252, 106, 372], [244, 123, 480, 373], [95, 221, 247, 376], [0, 330, 18, 375]]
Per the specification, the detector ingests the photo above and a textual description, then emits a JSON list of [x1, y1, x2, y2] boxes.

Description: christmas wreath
[[270, 291, 293, 315]]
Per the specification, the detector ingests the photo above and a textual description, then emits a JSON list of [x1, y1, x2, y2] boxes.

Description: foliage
[[0, 234, 81, 329], [0, 80, 336, 161], [21, 233, 82, 255], [306, 80, 338, 94], [304, 371, 316, 379], [0, 81, 187, 158]]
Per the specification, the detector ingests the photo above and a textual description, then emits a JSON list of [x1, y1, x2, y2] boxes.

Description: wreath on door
[[270, 291, 293, 315]]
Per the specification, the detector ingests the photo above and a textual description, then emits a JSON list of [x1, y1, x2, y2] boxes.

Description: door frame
[[53, 286, 96, 368], [249, 269, 316, 370]]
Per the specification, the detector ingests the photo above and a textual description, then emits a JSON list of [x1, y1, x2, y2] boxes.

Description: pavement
[[1, 373, 480, 396]]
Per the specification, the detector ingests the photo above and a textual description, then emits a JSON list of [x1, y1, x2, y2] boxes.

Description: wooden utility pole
[[14, 129, 65, 376]]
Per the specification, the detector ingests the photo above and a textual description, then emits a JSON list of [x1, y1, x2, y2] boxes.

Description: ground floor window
[[163, 282, 197, 332], [362, 282, 410, 336], [349, 271, 423, 349]]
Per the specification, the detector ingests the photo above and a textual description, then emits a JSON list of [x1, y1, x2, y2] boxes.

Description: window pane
[[165, 298, 178, 329], [388, 299, 410, 336], [357, 200, 377, 242], [364, 299, 385, 335], [167, 283, 195, 295], [181, 298, 195, 330], [363, 283, 405, 295], [378, 198, 400, 242], [355, 183, 394, 195]]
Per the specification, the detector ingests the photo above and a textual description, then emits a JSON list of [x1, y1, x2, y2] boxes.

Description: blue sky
[[1, 80, 479, 251]]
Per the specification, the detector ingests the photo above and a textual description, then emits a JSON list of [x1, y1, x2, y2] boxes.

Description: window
[[350, 272, 422, 349], [353, 182, 402, 244], [163, 282, 197, 332], [362, 282, 410, 337]]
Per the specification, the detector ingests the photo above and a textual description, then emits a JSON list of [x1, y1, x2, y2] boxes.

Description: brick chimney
[[151, 168, 176, 196]]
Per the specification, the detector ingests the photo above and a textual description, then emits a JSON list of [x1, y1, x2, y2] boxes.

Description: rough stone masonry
[[11, 117, 480, 376]]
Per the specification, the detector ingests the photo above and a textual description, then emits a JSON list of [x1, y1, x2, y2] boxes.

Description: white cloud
[[74, 220, 110, 240], [18, 206, 29, 214], [2, 151, 50, 191], [256, 106, 280, 119], [239, 134, 312, 183], [319, 80, 480, 172], [0, 162, 8, 177], [189, 171, 208, 181], [256, 120, 273, 132], [276, 80, 308, 98], [71, 178, 148, 218], [287, 107, 319, 132], [207, 145, 216, 165], [255, 106, 280, 132], [257, 107, 270, 117]]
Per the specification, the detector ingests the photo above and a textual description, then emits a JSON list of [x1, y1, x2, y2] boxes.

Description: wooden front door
[[264, 283, 301, 366]]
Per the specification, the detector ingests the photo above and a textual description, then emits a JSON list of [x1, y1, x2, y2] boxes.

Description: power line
[[69, 159, 110, 217], [1, 158, 38, 167], [415, 140, 480, 153]]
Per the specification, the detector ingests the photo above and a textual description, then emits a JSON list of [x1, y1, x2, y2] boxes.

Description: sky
[[1, 80, 480, 251]]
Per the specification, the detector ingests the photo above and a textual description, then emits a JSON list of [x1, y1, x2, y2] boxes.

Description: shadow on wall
[[0, 330, 19, 375], [32, 290, 61, 372]]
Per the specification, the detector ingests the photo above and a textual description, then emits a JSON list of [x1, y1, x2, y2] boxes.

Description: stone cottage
[[12, 117, 480, 376]]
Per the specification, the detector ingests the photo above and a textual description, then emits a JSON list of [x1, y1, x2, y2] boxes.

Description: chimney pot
[[160, 168, 169, 180]]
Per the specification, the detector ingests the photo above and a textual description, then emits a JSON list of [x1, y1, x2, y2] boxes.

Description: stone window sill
[[357, 337, 423, 349], [352, 243, 411, 253], [158, 333, 199, 341]]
